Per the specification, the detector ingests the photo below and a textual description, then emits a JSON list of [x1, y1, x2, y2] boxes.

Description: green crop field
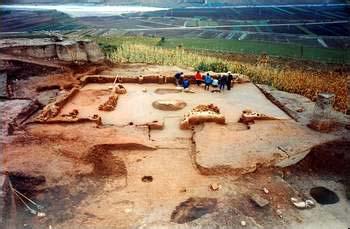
[[97, 36, 350, 64]]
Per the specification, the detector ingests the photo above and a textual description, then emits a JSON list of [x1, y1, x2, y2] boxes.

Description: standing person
[[204, 73, 212, 91], [194, 71, 203, 86], [227, 71, 234, 90], [219, 74, 227, 91], [212, 77, 219, 88], [174, 72, 183, 86]]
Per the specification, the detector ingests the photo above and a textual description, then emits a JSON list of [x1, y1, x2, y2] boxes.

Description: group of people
[[175, 71, 235, 91]]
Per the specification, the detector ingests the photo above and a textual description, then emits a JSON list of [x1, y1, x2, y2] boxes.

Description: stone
[[114, 84, 127, 94], [210, 183, 221, 191], [239, 109, 279, 125], [309, 93, 335, 132], [99, 94, 119, 111], [152, 100, 187, 111], [263, 187, 269, 194], [37, 212, 46, 217], [276, 209, 283, 218], [241, 221, 247, 226], [290, 197, 315, 209], [250, 194, 269, 208]]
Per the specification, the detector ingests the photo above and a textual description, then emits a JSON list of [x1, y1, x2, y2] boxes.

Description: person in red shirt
[[194, 71, 203, 86]]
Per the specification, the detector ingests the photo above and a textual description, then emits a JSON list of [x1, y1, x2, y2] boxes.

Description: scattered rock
[[239, 109, 279, 125], [276, 209, 283, 218], [61, 109, 79, 118], [210, 183, 221, 191], [263, 187, 269, 194], [36, 87, 79, 121], [250, 194, 270, 208], [114, 84, 127, 94], [99, 94, 119, 111], [291, 197, 315, 209], [37, 212, 46, 217]]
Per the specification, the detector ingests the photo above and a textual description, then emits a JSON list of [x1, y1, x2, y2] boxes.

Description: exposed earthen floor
[[2, 63, 349, 229]]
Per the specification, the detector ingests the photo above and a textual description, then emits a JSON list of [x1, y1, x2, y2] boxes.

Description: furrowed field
[[96, 36, 349, 112]]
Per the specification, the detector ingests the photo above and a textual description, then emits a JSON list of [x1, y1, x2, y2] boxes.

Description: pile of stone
[[99, 84, 127, 112], [114, 84, 127, 95], [99, 94, 119, 111], [36, 87, 79, 121], [239, 109, 278, 125], [180, 104, 225, 129]]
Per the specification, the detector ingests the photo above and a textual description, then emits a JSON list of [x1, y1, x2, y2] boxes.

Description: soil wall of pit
[[0, 40, 104, 63]]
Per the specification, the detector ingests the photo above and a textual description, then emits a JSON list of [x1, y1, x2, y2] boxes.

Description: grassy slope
[[97, 36, 349, 64]]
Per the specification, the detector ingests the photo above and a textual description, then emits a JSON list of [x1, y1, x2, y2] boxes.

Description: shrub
[[157, 37, 166, 46], [99, 43, 119, 58], [195, 62, 228, 72], [195, 62, 210, 72], [209, 62, 228, 72]]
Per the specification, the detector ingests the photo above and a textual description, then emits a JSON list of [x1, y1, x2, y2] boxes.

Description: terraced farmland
[[0, 9, 85, 32], [1, 4, 349, 63]]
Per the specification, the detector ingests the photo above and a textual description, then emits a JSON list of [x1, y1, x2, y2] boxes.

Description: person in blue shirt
[[204, 73, 212, 91], [182, 77, 190, 89]]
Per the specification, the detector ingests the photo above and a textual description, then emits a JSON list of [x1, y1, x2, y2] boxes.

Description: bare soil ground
[[1, 62, 349, 229]]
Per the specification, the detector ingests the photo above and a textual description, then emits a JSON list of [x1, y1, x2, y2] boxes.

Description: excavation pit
[[141, 176, 153, 183], [310, 187, 340, 205], [171, 197, 218, 224], [2, 62, 349, 229]]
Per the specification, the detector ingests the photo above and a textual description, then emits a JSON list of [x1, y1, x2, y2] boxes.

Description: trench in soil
[[2, 62, 349, 228]]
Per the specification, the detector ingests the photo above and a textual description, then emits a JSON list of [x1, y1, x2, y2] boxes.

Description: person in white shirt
[[212, 78, 219, 88]]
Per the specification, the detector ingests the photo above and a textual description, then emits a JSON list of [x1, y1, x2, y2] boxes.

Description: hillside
[[2, 0, 348, 7]]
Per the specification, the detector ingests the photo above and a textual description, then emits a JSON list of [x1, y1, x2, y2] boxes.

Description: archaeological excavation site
[[0, 34, 349, 229]]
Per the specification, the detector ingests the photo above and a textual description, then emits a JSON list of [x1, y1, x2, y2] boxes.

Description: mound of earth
[[180, 104, 225, 129], [152, 100, 187, 111]]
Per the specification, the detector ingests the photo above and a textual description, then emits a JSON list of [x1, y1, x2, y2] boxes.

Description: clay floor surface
[[1, 64, 349, 229]]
